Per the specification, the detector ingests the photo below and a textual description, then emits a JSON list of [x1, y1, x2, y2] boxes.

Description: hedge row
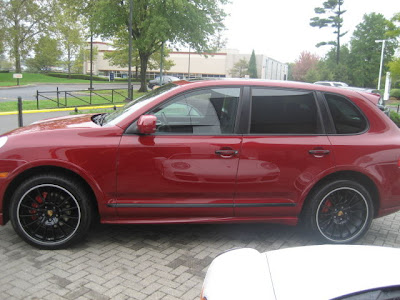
[[47, 73, 109, 81], [391, 89, 400, 99], [47, 73, 142, 82]]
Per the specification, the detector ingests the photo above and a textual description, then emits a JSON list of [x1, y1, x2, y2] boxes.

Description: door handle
[[309, 149, 330, 157], [215, 149, 238, 158]]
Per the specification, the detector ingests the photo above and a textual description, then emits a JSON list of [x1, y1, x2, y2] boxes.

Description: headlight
[[0, 136, 8, 148]]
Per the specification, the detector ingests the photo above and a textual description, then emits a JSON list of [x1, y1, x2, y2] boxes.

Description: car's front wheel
[[305, 180, 374, 243], [9, 174, 93, 249]]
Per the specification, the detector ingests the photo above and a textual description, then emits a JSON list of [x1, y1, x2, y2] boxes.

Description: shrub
[[47, 73, 109, 81], [46, 72, 141, 82], [0, 70, 10, 73], [391, 89, 400, 99], [390, 111, 400, 127]]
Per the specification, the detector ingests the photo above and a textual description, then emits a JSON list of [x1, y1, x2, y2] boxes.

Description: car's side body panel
[[114, 135, 242, 218], [235, 136, 335, 217]]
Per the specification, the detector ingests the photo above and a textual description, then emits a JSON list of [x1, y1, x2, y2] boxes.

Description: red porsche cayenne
[[0, 80, 399, 249]]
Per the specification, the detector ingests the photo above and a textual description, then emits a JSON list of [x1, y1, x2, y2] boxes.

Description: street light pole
[[127, 0, 133, 100], [375, 39, 386, 90]]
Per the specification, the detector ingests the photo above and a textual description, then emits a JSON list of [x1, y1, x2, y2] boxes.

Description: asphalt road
[[0, 83, 138, 101], [0, 111, 71, 135]]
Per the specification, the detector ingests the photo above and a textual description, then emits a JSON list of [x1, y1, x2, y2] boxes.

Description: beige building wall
[[85, 42, 288, 80]]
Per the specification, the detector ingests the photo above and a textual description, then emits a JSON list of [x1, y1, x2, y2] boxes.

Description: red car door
[[115, 87, 243, 219], [234, 87, 336, 220]]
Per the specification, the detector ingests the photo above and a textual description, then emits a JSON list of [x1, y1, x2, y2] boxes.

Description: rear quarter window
[[324, 93, 368, 134]]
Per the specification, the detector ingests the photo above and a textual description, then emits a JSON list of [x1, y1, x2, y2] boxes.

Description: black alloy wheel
[[10, 174, 93, 249], [305, 180, 373, 243]]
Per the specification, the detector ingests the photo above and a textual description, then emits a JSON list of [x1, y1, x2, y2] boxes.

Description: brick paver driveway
[[1, 212, 400, 300]]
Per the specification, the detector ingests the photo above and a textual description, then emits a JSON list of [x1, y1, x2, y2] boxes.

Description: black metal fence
[[36, 87, 134, 109]]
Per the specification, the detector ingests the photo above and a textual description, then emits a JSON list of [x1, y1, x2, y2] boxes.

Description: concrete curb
[[0, 104, 124, 116], [0, 84, 36, 89]]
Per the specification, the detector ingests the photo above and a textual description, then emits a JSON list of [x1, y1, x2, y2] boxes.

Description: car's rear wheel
[[305, 180, 373, 243], [9, 174, 93, 249]]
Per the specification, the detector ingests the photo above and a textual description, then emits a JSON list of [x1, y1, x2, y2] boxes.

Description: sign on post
[[13, 73, 23, 86], [384, 72, 391, 102], [109, 72, 114, 82]]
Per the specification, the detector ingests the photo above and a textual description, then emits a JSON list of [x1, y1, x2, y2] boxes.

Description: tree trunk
[[14, 41, 21, 73], [336, 2, 341, 65], [67, 44, 71, 78], [13, 18, 21, 73], [138, 52, 150, 92]]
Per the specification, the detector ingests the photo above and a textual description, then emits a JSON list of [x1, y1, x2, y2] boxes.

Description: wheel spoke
[[19, 214, 39, 218], [26, 194, 42, 206], [21, 218, 41, 227], [60, 207, 78, 213]]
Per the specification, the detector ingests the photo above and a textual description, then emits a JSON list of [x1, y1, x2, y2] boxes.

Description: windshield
[[103, 83, 180, 126]]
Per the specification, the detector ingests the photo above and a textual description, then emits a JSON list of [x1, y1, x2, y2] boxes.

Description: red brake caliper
[[30, 192, 48, 220], [322, 199, 332, 213]]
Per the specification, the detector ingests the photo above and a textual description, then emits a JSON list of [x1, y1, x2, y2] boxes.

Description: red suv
[[0, 80, 399, 249]]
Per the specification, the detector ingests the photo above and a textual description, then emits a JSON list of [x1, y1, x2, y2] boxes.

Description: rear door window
[[250, 88, 321, 134]]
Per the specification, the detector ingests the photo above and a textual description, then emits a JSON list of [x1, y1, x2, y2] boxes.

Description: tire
[[9, 174, 93, 249], [304, 179, 374, 244]]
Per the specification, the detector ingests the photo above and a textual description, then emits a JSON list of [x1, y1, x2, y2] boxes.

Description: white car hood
[[202, 248, 276, 300], [202, 245, 400, 300], [266, 245, 400, 300]]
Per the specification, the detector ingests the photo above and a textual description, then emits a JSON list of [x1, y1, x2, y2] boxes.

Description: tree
[[1, 0, 53, 72], [230, 58, 249, 78], [389, 58, 400, 80], [310, 0, 347, 64], [71, 46, 98, 74], [53, 3, 85, 77], [248, 50, 258, 78], [26, 36, 62, 72], [349, 13, 397, 87], [91, 0, 228, 92], [292, 51, 320, 82], [104, 31, 175, 79], [387, 12, 400, 82]]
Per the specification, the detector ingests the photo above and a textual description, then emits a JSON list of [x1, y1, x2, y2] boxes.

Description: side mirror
[[137, 115, 157, 134]]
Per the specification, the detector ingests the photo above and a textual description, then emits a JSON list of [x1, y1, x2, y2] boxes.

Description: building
[[85, 42, 288, 80]]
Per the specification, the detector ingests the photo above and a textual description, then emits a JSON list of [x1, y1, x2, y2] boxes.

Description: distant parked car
[[1, 79, 400, 249], [201, 246, 400, 300], [148, 75, 180, 89], [314, 81, 349, 87], [339, 86, 389, 116]]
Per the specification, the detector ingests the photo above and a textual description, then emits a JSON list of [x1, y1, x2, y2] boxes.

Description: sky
[[223, 0, 398, 63]]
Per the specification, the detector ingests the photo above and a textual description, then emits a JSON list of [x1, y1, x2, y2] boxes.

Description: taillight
[[398, 158, 400, 168]]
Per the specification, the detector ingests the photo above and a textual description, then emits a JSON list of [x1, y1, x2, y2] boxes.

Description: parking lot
[[1, 211, 400, 300]]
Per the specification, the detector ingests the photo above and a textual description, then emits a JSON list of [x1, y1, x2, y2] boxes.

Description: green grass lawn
[[0, 90, 146, 112], [0, 72, 126, 86]]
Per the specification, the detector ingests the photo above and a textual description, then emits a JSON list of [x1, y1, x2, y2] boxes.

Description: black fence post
[[36, 90, 39, 109], [18, 97, 23, 127], [57, 87, 60, 107], [130, 86, 134, 100]]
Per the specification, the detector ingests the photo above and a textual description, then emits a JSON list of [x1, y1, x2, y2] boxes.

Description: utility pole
[[128, 0, 133, 100], [375, 39, 386, 90], [160, 42, 164, 85], [89, 31, 93, 90]]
